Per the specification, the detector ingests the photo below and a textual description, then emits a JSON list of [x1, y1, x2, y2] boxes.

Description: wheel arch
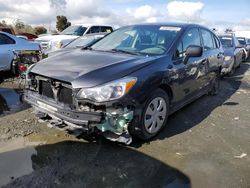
[[158, 83, 173, 104]]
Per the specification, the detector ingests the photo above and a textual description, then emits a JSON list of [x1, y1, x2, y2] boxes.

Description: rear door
[[0, 33, 16, 71], [200, 29, 223, 88]]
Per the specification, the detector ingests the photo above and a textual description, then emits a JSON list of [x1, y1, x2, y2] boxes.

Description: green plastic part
[[96, 110, 134, 134]]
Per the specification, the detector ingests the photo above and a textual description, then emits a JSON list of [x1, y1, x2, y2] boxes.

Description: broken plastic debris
[[211, 123, 216, 126], [234, 117, 239, 120], [176, 152, 182, 156], [234, 153, 247, 159]]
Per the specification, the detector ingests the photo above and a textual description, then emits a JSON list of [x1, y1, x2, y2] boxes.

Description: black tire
[[208, 73, 220, 95], [131, 88, 170, 140], [228, 57, 236, 76], [10, 60, 19, 77]]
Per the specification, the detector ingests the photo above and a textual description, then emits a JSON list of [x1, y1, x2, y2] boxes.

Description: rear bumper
[[24, 90, 103, 126]]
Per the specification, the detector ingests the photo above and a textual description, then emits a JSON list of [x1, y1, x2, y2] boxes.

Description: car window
[[201, 29, 214, 51], [100, 26, 113, 33], [174, 28, 201, 59], [237, 38, 246, 45], [87, 26, 100, 34], [219, 36, 233, 47], [213, 35, 220, 48], [0, 34, 15, 45], [60, 26, 87, 36]]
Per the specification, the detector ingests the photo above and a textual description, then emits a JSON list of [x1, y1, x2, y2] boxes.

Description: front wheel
[[132, 88, 170, 140]]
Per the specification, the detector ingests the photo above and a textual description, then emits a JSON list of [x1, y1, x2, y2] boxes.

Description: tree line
[[0, 15, 71, 36]]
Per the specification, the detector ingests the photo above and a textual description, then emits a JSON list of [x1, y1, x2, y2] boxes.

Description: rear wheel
[[228, 57, 236, 76], [132, 88, 169, 140]]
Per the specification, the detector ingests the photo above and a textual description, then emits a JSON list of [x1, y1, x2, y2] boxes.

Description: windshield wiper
[[81, 46, 93, 50], [110, 49, 140, 56]]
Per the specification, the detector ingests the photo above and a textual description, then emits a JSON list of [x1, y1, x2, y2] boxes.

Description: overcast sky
[[0, 0, 250, 31]]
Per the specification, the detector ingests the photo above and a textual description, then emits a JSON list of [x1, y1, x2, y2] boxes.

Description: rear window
[[219, 36, 233, 47], [0, 33, 15, 45]]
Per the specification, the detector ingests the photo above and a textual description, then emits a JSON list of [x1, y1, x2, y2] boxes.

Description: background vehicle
[[47, 32, 108, 57], [237, 37, 250, 60], [0, 27, 15, 35], [35, 25, 113, 54], [218, 35, 244, 75], [17, 32, 38, 41], [0, 31, 40, 74], [24, 23, 223, 144]]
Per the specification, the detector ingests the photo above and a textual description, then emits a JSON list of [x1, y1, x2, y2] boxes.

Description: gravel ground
[[0, 61, 249, 188]]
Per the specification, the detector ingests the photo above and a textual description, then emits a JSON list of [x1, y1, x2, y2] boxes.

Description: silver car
[[218, 35, 244, 76], [0, 32, 40, 73]]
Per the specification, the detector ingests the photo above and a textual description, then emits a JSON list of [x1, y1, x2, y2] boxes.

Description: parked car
[[47, 32, 108, 57], [0, 32, 41, 74], [35, 25, 113, 54], [24, 23, 223, 144], [237, 37, 250, 60], [17, 32, 38, 41], [0, 27, 15, 35], [218, 35, 244, 75]]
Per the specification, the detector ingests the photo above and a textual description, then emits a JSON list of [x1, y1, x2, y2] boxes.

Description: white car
[[0, 32, 40, 72], [35, 25, 113, 54]]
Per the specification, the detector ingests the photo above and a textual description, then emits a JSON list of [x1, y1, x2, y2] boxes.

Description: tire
[[10, 60, 19, 76], [228, 57, 236, 76], [131, 88, 170, 140], [208, 73, 220, 95]]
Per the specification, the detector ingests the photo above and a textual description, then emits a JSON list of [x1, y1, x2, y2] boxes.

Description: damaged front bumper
[[24, 90, 134, 144]]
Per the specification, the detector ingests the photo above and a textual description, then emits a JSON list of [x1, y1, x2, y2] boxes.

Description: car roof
[[125, 22, 203, 29], [72, 24, 113, 27]]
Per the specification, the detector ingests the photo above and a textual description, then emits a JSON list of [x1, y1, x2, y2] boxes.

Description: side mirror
[[183, 45, 203, 64]]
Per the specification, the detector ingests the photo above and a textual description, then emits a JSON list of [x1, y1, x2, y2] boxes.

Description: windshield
[[65, 35, 104, 48], [219, 36, 233, 47], [61, 26, 87, 36], [237, 38, 246, 45], [91, 25, 181, 56]]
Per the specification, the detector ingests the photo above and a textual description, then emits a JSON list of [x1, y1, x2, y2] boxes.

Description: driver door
[[171, 27, 204, 105]]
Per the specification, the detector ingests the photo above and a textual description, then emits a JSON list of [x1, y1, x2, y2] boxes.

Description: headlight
[[54, 41, 63, 48], [77, 77, 137, 102], [224, 56, 232, 61]]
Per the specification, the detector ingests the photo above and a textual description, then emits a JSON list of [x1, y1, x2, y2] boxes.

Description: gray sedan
[[0, 32, 40, 73], [218, 35, 244, 76]]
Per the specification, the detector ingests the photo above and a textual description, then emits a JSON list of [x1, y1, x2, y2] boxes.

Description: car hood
[[223, 47, 235, 56], [47, 48, 75, 57], [31, 49, 162, 88], [36, 35, 78, 42]]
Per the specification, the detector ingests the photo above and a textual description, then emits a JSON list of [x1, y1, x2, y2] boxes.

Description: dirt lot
[[0, 61, 249, 188]]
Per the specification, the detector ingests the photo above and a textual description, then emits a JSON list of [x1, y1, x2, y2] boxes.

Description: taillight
[[19, 65, 27, 72]]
